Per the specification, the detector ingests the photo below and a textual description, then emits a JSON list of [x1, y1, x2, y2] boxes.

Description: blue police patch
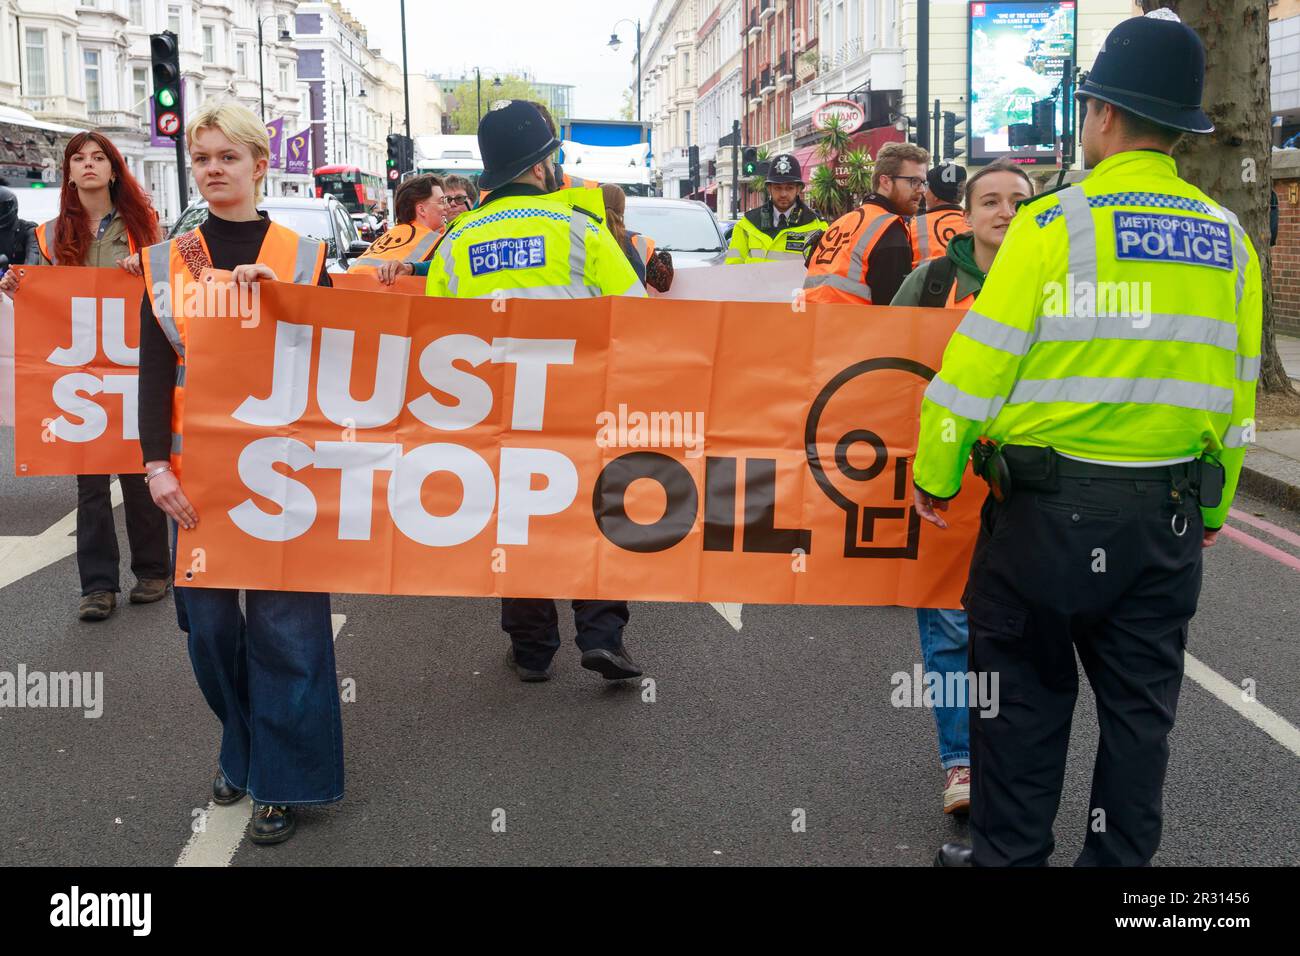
[[468, 236, 546, 277], [1113, 211, 1233, 271]]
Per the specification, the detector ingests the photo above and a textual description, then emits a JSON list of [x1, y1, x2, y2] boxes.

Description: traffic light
[[149, 32, 183, 140], [386, 133, 402, 185], [943, 111, 965, 160], [687, 144, 700, 192], [1010, 98, 1056, 149], [742, 146, 758, 177], [402, 135, 415, 174]]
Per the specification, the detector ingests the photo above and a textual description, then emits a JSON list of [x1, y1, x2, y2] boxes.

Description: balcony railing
[[88, 109, 144, 131], [747, 14, 762, 37], [759, 68, 775, 94], [759, 0, 774, 20], [820, 36, 864, 72]]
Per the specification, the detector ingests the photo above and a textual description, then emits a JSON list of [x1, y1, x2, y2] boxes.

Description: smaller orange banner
[[13, 266, 148, 476]]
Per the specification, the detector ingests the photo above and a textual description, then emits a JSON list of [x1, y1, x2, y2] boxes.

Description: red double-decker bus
[[313, 165, 384, 215]]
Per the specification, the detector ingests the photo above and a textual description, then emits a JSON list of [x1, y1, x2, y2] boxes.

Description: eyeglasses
[[446, 195, 470, 206], [888, 175, 928, 191]]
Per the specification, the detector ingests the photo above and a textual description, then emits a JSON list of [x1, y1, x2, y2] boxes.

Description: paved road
[[1, 426, 1297, 866]]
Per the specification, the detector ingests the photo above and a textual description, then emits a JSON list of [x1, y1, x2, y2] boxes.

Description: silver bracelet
[[144, 465, 172, 484]]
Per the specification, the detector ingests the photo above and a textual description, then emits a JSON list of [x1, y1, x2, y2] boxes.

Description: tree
[[447, 74, 545, 134], [1139, 1, 1294, 395], [619, 88, 634, 122]]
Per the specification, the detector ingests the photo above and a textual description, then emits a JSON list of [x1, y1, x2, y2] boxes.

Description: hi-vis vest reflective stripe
[[34, 217, 141, 264], [910, 208, 966, 268], [802, 205, 905, 304], [630, 233, 655, 262], [140, 222, 325, 473], [725, 214, 830, 264], [425, 193, 643, 300], [347, 221, 440, 273], [913, 149, 1262, 529]]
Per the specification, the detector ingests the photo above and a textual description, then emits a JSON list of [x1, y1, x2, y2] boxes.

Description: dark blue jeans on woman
[[172, 525, 343, 805]]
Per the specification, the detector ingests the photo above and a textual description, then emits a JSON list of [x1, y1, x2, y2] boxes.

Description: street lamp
[[256, 15, 292, 122], [340, 70, 367, 167], [608, 19, 642, 123]]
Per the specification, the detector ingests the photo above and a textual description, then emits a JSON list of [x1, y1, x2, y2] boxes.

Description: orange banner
[[176, 279, 980, 607], [12, 266, 147, 476], [332, 273, 426, 295]]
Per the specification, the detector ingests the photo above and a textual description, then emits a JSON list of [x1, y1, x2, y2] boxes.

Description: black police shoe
[[249, 803, 296, 845], [505, 646, 554, 683], [934, 842, 974, 867], [580, 646, 642, 680], [212, 770, 246, 806]]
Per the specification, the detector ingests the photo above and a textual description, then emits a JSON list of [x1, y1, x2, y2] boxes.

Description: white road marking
[[174, 800, 252, 868], [709, 602, 743, 631], [174, 613, 348, 866], [0, 481, 123, 590], [1184, 653, 1300, 760]]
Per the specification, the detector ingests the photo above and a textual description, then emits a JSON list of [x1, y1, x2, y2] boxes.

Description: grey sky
[[350, 1, 654, 124]]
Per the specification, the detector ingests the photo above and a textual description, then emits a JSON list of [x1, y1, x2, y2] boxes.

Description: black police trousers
[[501, 599, 630, 670], [76, 474, 170, 596], [963, 473, 1202, 867]]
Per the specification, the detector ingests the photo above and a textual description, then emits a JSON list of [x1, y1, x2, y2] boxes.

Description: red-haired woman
[[0, 131, 170, 622]]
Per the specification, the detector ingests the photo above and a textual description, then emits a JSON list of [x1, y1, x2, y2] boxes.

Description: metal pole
[[917, 0, 930, 152], [636, 20, 642, 124], [933, 98, 940, 164], [257, 19, 266, 121], [731, 118, 739, 219], [341, 70, 348, 166], [476, 68, 482, 124], [400, 0, 412, 139]]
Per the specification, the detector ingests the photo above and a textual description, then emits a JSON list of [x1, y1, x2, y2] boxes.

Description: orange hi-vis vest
[[140, 221, 325, 474], [630, 232, 655, 262], [347, 221, 440, 274], [909, 206, 966, 268], [802, 205, 906, 305], [34, 217, 141, 264]]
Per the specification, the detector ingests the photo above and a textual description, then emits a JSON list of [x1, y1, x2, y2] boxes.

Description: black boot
[[934, 842, 974, 867], [249, 803, 296, 845], [580, 646, 642, 680], [212, 770, 246, 806]]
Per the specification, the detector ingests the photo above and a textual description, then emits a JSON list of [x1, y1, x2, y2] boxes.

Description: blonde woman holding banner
[[136, 101, 340, 846]]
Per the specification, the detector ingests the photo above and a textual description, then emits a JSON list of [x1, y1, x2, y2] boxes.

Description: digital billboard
[[968, 1, 1077, 165]]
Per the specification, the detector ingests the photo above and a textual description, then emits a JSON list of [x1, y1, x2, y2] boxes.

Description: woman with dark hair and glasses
[[0, 130, 169, 622]]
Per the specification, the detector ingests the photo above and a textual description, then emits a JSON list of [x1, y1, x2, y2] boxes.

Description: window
[[202, 25, 215, 63], [168, 5, 182, 38], [84, 49, 101, 112], [129, 0, 144, 26], [133, 67, 149, 125], [682, 50, 690, 84], [236, 44, 246, 76], [280, 62, 291, 93], [25, 29, 47, 97], [685, 108, 691, 145]]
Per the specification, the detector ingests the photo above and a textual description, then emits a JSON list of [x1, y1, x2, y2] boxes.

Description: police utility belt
[[971, 441, 1225, 510]]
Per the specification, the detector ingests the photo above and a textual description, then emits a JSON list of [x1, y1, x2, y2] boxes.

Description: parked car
[[623, 197, 728, 268], [168, 195, 369, 272]]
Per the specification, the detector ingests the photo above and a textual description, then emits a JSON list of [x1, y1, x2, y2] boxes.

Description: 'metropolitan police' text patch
[[468, 236, 546, 277], [1113, 211, 1232, 271]]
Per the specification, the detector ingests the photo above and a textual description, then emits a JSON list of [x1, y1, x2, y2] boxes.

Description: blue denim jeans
[[916, 607, 971, 770], [172, 526, 343, 805]]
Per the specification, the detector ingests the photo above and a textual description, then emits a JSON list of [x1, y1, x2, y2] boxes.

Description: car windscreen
[[170, 206, 335, 245], [623, 203, 723, 253]]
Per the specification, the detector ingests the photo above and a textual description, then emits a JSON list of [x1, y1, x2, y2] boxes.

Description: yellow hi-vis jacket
[[424, 185, 644, 299], [725, 203, 828, 264], [913, 150, 1262, 530]]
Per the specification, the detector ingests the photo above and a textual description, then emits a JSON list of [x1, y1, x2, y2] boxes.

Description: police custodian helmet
[[477, 100, 562, 191], [765, 153, 805, 185], [1076, 9, 1213, 135]]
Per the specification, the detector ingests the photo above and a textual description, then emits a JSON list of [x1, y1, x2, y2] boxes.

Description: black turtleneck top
[[137, 211, 331, 464]]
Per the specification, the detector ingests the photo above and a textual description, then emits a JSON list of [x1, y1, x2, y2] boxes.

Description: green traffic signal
[[157, 88, 176, 109]]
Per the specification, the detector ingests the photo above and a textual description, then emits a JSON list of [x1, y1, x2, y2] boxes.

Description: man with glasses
[[347, 173, 448, 275], [442, 175, 479, 218], [803, 141, 930, 305]]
